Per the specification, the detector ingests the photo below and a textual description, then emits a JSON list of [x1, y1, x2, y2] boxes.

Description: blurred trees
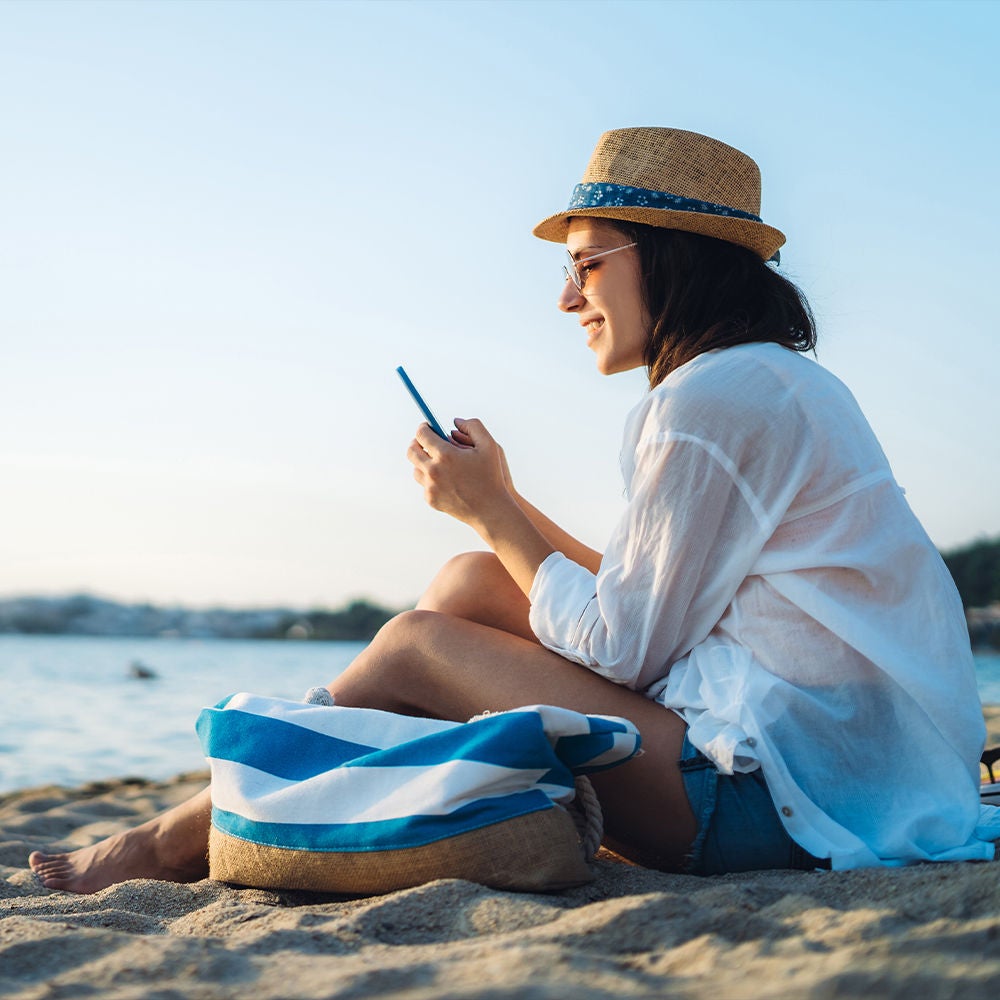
[[942, 537, 1000, 610], [0, 595, 400, 642], [271, 600, 398, 641], [942, 537, 1000, 651]]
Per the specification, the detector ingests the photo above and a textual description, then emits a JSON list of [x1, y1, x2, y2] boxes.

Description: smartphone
[[396, 365, 450, 441]]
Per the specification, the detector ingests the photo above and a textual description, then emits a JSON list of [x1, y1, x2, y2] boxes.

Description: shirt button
[[781, 806, 793, 817], [746, 737, 756, 747]]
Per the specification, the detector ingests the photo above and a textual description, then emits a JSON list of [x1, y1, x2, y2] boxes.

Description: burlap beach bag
[[196, 694, 641, 895]]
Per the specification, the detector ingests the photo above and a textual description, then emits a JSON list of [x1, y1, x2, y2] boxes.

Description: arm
[[408, 418, 555, 599], [448, 422, 603, 575], [529, 431, 773, 690], [510, 493, 602, 575], [499, 453, 603, 574]]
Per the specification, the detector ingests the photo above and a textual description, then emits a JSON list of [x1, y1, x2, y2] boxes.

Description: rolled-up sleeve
[[528, 429, 776, 692]]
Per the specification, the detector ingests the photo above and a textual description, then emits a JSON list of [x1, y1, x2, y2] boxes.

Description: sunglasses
[[563, 242, 638, 291]]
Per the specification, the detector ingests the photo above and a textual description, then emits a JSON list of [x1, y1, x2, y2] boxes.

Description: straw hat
[[533, 127, 785, 262]]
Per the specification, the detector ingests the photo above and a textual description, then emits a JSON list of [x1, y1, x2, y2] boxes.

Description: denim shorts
[[678, 735, 829, 875]]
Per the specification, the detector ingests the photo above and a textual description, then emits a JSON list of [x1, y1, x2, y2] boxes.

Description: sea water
[[0, 635, 362, 793], [2, 635, 1000, 794]]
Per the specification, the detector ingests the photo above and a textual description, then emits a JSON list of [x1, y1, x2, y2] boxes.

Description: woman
[[29, 127, 992, 892]]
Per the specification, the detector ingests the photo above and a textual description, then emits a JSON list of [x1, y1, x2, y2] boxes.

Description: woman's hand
[[450, 419, 517, 496], [407, 417, 515, 532], [408, 417, 556, 598]]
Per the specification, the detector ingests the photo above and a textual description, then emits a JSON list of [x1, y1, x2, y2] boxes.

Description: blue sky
[[1, 0, 996, 609]]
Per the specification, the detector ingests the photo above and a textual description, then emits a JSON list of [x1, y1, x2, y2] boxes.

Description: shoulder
[[621, 344, 881, 483], [626, 344, 825, 441], [668, 343, 831, 402]]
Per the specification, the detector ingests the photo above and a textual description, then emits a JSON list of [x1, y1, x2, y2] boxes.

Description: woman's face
[[559, 218, 650, 375]]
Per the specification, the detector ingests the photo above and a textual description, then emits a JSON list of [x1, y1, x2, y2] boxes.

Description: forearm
[[471, 495, 557, 600], [511, 492, 603, 574], [408, 417, 588, 592]]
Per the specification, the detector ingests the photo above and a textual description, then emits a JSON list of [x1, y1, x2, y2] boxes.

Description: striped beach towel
[[197, 693, 642, 894]]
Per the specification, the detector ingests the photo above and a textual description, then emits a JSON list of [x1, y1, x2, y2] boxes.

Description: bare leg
[[27, 555, 525, 893], [30, 554, 693, 886], [29, 787, 212, 893], [328, 609, 697, 870], [417, 551, 538, 642]]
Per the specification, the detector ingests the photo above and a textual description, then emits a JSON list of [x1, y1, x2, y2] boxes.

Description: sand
[[3, 709, 1000, 1000]]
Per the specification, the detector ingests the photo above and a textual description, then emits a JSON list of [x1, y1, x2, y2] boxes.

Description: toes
[[29, 852, 74, 878], [38, 873, 74, 889], [28, 855, 78, 890], [36, 862, 72, 877]]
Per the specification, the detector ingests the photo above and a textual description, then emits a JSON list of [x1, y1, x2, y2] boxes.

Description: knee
[[417, 551, 507, 616], [371, 608, 440, 650], [336, 609, 443, 708]]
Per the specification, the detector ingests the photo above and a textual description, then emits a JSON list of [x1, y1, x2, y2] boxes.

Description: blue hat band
[[568, 182, 765, 223], [567, 182, 778, 262]]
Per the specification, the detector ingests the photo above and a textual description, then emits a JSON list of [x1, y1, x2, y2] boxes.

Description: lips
[[583, 317, 605, 345]]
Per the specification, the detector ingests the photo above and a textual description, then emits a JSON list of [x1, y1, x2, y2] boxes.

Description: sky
[[0, 0, 997, 610]]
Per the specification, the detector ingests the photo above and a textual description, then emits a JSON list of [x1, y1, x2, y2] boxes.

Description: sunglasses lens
[[563, 252, 581, 290]]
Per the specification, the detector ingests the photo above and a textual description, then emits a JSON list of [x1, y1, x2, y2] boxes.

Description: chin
[[597, 357, 641, 376]]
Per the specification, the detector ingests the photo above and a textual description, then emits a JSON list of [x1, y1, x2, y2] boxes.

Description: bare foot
[[29, 787, 212, 894], [29, 830, 201, 893]]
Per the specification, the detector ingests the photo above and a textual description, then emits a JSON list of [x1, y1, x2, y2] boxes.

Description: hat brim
[[532, 205, 785, 261]]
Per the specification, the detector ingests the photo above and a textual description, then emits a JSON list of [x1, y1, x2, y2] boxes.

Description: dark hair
[[611, 222, 817, 388]]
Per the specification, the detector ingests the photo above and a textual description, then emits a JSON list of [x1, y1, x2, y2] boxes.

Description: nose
[[558, 277, 585, 313]]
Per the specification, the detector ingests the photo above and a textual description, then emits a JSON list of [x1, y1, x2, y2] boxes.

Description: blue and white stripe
[[197, 694, 641, 853]]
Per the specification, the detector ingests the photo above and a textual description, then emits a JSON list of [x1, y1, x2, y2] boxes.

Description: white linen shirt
[[529, 343, 994, 870]]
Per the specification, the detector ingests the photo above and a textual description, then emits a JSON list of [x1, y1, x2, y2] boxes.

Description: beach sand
[[3, 710, 1000, 999]]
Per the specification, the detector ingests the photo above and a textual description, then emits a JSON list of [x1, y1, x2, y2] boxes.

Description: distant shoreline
[[0, 594, 402, 642]]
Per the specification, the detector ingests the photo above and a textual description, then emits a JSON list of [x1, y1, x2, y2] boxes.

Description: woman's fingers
[[414, 421, 452, 456], [406, 437, 432, 466], [406, 416, 510, 523], [453, 417, 490, 445], [454, 420, 514, 491], [408, 425, 455, 511]]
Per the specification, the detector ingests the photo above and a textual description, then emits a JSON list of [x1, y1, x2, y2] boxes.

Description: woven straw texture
[[533, 127, 785, 259], [209, 806, 593, 895]]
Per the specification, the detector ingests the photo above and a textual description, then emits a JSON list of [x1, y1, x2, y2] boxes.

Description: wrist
[[470, 493, 524, 545]]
